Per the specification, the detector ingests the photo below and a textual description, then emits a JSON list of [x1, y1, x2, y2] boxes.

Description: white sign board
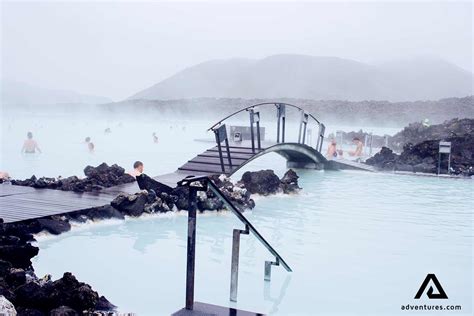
[[439, 141, 451, 154]]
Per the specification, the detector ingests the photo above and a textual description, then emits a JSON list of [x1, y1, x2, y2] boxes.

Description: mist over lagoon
[[0, 1, 472, 316]]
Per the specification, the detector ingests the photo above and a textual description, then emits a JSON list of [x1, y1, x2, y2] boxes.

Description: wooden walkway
[[178, 143, 266, 175], [0, 185, 114, 224]]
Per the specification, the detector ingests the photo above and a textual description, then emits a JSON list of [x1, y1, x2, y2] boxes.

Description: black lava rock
[[239, 170, 281, 195], [37, 218, 71, 235]]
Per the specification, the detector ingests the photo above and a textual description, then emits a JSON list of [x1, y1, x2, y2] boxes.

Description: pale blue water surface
[[1, 113, 472, 315]]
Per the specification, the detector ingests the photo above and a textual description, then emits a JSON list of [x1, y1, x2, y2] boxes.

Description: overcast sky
[[1, 1, 472, 101]]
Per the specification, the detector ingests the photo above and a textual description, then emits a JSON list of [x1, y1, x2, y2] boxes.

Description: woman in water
[[21, 132, 41, 154], [326, 139, 338, 159]]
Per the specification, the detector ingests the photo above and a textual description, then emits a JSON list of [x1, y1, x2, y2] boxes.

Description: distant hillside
[[1, 80, 111, 106], [102, 96, 474, 127], [129, 55, 473, 101]]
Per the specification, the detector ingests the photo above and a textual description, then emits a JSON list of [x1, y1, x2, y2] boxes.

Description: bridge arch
[[226, 142, 327, 176], [176, 102, 329, 177]]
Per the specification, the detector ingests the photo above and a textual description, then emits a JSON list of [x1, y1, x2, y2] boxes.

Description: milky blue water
[[1, 112, 472, 315]]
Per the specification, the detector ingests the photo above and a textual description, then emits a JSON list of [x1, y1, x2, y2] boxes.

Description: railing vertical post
[[276, 106, 281, 143], [319, 124, 325, 152], [230, 226, 249, 302], [298, 118, 303, 144], [249, 109, 255, 153], [255, 114, 261, 150], [299, 112, 308, 144], [276, 104, 286, 144], [185, 186, 198, 310], [225, 137, 232, 170], [316, 123, 322, 151], [214, 128, 226, 173], [282, 116, 285, 143], [264, 258, 280, 281]]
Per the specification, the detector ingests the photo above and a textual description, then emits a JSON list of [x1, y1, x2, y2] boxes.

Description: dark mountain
[[129, 54, 473, 101]]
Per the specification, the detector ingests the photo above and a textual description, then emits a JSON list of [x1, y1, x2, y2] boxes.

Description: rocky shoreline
[[0, 165, 301, 314], [365, 118, 473, 176], [8, 163, 135, 193]]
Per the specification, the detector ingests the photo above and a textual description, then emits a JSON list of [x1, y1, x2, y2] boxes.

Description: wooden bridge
[[177, 103, 327, 175]]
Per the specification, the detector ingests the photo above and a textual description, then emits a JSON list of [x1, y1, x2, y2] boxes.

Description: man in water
[[85, 137, 95, 152], [22, 132, 41, 154], [152, 132, 158, 143], [128, 161, 144, 177], [129, 161, 173, 194], [348, 137, 364, 157]]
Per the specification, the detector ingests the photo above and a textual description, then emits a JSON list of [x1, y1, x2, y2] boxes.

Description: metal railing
[[178, 175, 292, 310], [208, 102, 325, 153]]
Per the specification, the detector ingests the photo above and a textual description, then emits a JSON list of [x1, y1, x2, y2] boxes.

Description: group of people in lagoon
[[326, 137, 364, 160], [18, 129, 160, 156]]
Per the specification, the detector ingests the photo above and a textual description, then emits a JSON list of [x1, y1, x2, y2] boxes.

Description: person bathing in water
[[85, 137, 95, 153], [152, 132, 158, 144], [129, 161, 173, 194], [348, 137, 364, 157], [326, 139, 338, 159], [22, 132, 41, 154]]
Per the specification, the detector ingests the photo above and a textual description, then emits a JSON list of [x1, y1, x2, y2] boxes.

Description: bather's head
[[85, 137, 91, 143], [353, 137, 361, 144], [27, 132, 33, 139], [133, 161, 144, 173]]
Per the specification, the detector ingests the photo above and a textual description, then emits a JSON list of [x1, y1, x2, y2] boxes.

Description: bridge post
[[213, 124, 229, 173], [282, 115, 286, 143], [255, 112, 261, 150], [316, 123, 322, 151], [298, 111, 309, 144], [316, 123, 326, 152], [276, 104, 286, 143], [249, 109, 256, 153]]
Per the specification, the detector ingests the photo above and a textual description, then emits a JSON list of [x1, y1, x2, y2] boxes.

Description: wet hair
[[133, 161, 143, 169], [85, 137, 91, 142], [27, 132, 33, 139], [353, 137, 360, 141]]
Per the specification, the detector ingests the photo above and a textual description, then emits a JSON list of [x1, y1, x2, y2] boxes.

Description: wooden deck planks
[[0, 184, 113, 223]]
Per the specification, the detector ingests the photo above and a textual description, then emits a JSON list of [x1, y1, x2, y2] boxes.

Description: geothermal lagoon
[[1, 113, 472, 315]]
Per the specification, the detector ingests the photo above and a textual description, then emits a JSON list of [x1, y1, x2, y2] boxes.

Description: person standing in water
[[22, 132, 41, 154], [348, 137, 364, 157], [85, 137, 95, 153], [152, 132, 159, 143], [326, 139, 338, 159]]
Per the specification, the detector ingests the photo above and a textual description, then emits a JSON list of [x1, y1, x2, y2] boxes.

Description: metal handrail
[[207, 102, 321, 131], [207, 180, 292, 272], [178, 175, 292, 272]]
